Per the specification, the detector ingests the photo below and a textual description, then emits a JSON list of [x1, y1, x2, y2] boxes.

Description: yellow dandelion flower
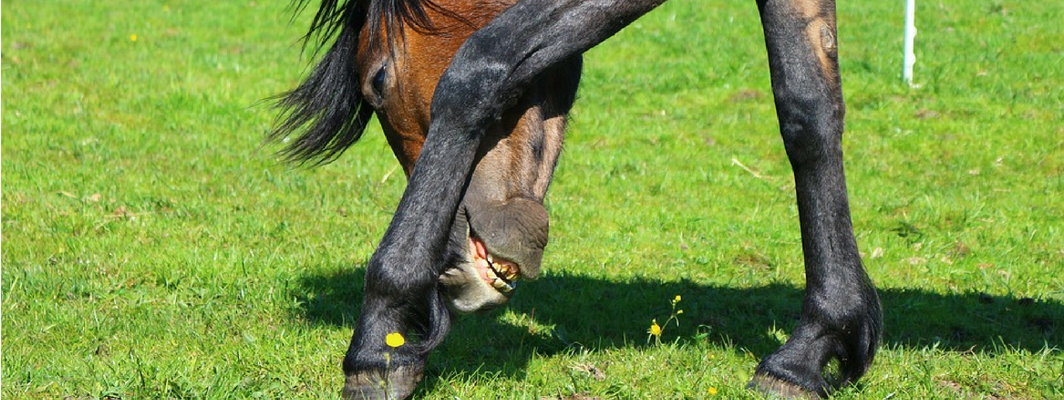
[[385, 332, 405, 348], [708, 386, 718, 395], [130, 34, 138, 42], [648, 320, 662, 337]]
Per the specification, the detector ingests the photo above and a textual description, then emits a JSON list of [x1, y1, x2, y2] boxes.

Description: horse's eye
[[371, 65, 387, 99]]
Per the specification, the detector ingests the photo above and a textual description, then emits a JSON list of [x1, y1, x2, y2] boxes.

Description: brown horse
[[272, 0, 881, 399]]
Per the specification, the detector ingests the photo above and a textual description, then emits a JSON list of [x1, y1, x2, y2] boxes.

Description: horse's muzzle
[[439, 197, 548, 313]]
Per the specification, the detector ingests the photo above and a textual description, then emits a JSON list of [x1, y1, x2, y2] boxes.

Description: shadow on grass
[[293, 265, 1061, 387]]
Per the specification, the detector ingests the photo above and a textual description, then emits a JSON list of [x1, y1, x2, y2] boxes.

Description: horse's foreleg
[[342, 0, 664, 398], [749, 0, 881, 397]]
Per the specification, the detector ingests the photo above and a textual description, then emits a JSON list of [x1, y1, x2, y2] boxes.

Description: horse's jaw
[[438, 245, 515, 313], [439, 197, 548, 313]]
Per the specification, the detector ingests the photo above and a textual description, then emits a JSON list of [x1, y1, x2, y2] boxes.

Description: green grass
[[3, 0, 1062, 398]]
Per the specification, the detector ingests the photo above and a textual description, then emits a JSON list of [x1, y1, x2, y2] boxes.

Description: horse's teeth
[[492, 278, 513, 292]]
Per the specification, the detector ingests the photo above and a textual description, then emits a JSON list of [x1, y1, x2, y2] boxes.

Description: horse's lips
[[469, 236, 520, 292], [436, 229, 525, 313]]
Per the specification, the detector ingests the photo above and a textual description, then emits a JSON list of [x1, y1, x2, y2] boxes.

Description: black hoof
[[342, 364, 423, 400], [748, 373, 819, 399], [749, 300, 880, 399]]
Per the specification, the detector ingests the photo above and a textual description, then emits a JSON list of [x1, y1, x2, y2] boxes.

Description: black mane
[[296, 0, 438, 54]]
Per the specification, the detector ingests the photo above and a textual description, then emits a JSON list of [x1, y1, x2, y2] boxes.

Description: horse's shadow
[[294, 264, 1061, 387]]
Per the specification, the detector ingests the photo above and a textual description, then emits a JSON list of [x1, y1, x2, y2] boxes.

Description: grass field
[[3, 0, 1062, 398]]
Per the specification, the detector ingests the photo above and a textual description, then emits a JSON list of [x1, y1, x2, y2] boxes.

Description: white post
[[903, 0, 917, 86]]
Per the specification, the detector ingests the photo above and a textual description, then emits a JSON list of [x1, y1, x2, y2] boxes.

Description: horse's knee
[[764, 41, 845, 164], [364, 248, 437, 298], [773, 85, 845, 166], [759, 2, 846, 165]]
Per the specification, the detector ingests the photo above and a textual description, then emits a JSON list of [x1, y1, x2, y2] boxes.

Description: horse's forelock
[[293, 0, 467, 54], [367, 0, 480, 52]]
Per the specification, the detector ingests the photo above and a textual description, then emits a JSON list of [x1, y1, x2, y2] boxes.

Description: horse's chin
[[439, 263, 514, 313]]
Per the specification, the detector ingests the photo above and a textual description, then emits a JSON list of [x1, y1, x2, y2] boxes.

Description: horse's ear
[[270, 2, 373, 166]]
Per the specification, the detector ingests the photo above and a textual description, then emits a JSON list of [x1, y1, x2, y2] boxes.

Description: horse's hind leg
[[749, 0, 882, 397]]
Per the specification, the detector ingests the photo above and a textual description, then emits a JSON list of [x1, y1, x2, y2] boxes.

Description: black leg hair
[[340, 0, 880, 397], [749, 0, 882, 396], [342, 0, 666, 398]]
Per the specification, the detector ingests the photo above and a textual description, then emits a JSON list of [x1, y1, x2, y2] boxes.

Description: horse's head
[[275, 0, 579, 314]]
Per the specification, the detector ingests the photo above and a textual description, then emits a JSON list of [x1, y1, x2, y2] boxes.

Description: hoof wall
[[748, 374, 819, 399], [343, 365, 423, 400]]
